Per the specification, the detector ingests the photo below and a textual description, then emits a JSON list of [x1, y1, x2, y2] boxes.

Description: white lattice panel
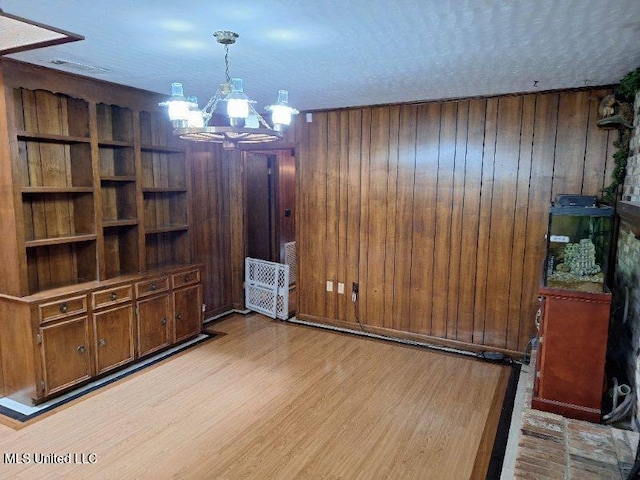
[[245, 258, 289, 320], [284, 241, 296, 285]]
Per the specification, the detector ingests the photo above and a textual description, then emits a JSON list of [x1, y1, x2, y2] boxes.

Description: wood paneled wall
[[287, 88, 615, 353], [188, 144, 245, 318]]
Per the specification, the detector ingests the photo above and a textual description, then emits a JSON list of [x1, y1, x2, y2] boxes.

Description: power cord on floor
[[520, 336, 535, 365], [352, 289, 365, 332]]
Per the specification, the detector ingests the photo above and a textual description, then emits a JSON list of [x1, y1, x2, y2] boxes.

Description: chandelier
[[160, 30, 298, 149]]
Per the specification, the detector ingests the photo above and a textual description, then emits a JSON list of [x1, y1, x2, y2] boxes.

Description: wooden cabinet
[[0, 265, 202, 405], [136, 269, 203, 356], [39, 316, 92, 396], [93, 304, 135, 375], [137, 291, 171, 357], [0, 60, 204, 405], [174, 284, 203, 343], [532, 287, 611, 422]]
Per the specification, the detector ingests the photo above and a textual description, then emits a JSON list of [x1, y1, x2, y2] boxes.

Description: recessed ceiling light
[[0, 9, 83, 55]]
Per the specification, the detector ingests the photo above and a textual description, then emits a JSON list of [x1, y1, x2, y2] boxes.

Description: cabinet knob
[[77, 345, 86, 354], [98, 338, 107, 347], [160, 317, 167, 325], [110, 292, 118, 301], [176, 313, 183, 321], [184, 275, 190, 282], [150, 283, 158, 291], [60, 303, 68, 313]]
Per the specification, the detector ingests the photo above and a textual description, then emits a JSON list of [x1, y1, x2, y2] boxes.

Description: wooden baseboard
[[295, 313, 523, 358]]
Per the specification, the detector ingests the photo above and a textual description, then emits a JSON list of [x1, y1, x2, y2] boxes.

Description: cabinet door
[[40, 316, 92, 396], [537, 295, 610, 408], [93, 304, 135, 375], [173, 284, 202, 343], [137, 294, 171, 357]]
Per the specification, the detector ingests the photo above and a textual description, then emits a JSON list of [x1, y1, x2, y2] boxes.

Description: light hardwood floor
[[0, 314, 508, 479]]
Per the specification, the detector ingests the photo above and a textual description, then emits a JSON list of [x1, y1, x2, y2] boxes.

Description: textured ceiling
[[2, 0, 640, 112]]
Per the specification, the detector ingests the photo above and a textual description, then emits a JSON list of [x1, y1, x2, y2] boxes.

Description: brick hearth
[[513, 351, 639, 479]]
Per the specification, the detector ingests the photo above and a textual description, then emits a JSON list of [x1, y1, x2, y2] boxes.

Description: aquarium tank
[[543, 196, 614, 293]]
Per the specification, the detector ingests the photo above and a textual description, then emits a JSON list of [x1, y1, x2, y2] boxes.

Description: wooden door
[[245, 153, 275, 261], [39, 316, 91, 396], [137, 294, 171, 357], [173, 284, 202, 343], [93, 304, 135, 374]]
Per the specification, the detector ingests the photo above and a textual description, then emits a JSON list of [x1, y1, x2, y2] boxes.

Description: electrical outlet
[[337, 282, 345, 294], [326, 281, 334, 292]]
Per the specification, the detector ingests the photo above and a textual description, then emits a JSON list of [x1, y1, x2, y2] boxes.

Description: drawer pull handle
[[160, 317, 167, 326], [150, 283, 158, 291], [77, 345, 86, 354], [184, 275, 190, 282], [176, 313, 183, 320], [98, 339, 107, 347], [110, 292, 118, 301], [60, 303, 68, 313]]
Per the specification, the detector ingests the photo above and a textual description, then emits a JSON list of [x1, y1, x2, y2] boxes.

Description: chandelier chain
[[224, 44, 230, 83]]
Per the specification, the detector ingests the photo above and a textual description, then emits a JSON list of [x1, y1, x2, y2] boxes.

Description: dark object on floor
[[477, 351, 512, 365]]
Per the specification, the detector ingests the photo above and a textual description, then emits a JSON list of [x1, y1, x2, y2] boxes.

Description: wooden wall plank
[[409, 103, 441, 335], [345, 110, 362, 324], [325, 111, 341, 320], [447, 100, 470, 340], [602, 129, 617, 195], [357, 109, 372, 324], [391, 105, 417, 332], [364, 107, 390, 328], [383, 106, 400, 329], [306, 112, 328, 318], [431, 101, 457, 338], [456, 99, 486, 344], [297, 112, 311, 316], [337, 110, 350, 322], [473, 98, 498, 345], [506, 95, 535, 351], [483, 96, 523, 348], [552, 91, 591, 197], [228, 150, 246, 309], [518, 93, 560, 351]]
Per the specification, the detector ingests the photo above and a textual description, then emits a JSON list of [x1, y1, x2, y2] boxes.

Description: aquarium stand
[[532, 286, 611, 422], [533, 197, 614, 422]]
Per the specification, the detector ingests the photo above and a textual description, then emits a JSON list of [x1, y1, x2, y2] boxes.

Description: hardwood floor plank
[[0, 314, 507, 479]]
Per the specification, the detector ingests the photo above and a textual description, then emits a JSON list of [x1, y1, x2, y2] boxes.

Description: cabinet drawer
[[135, 277, 170, 298], [171, 269, 200, 289], [92, 285, 133, 310], [39, 295, 87, 324]]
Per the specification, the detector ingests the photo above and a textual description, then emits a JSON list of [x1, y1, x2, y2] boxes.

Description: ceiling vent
[[50, 58, 110, 74]]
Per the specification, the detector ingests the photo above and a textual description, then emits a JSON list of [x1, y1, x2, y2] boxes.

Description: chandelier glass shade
[[160, 30, 298, 149]]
